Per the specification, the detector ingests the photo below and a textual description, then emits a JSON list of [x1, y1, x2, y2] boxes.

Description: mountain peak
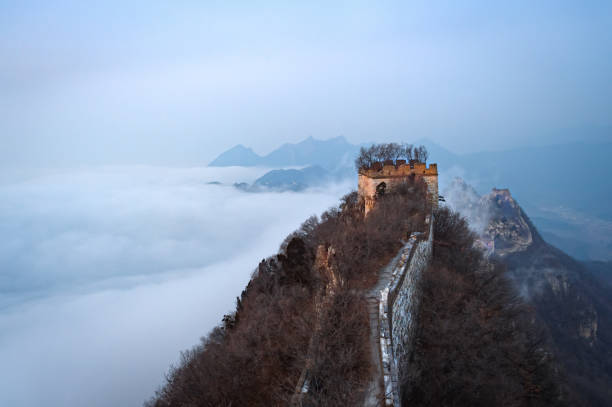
[[209, 144, 262, 167], [481, 187, 544, 256], [444, 180, 540, 257], [490, 187, 512, 199], [226, 144, 256, 154]]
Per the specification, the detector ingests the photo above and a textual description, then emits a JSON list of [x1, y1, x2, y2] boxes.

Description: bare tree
[[355, 143, 428, 170], [403, 144, 414, 161], [413, 145, 429, 163]]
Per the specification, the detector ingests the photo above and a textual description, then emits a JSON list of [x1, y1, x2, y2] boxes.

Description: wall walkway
[[365, 216, 433, 406]]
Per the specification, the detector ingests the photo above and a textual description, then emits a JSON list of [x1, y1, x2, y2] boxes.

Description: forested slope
[[147, 179, 428, 406]]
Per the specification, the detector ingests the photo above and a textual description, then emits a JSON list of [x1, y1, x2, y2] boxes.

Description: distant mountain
[[249, 165, 330, 192], [209, 136, 359, 171], [446, 181, 612, 406], [262, 136, 358, 170], [208, 144, 262, 166]]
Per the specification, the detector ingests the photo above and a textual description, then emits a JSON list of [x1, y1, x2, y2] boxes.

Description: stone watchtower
[[357, 160, 439, 215]]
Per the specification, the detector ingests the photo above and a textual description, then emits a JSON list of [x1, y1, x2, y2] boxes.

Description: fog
[[441, 177, 492, 236], [0, 166, 351, 406]]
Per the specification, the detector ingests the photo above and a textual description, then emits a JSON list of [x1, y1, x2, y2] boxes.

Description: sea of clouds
[[0, 166, 352, 406]]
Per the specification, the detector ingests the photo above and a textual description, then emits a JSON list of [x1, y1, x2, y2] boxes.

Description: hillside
[[503, 237, 612, 406], [147, 176, 578, 406], [147, 177, 429, 406], [446, 179, 612, 406], [236, 166, 333, 192], [583, 261, 612, 287], [401, 207, 570, 406], [150, 144, 607, 405]]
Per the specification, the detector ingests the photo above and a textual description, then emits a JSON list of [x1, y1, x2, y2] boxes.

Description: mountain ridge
[[209, 136, 358, 171]]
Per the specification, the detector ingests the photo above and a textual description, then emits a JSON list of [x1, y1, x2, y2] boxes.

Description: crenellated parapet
[[358, 160, 439, 215], [359, 160, 438, 178]]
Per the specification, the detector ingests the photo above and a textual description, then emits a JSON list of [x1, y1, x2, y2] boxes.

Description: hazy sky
[[1, 1, 611, 166]]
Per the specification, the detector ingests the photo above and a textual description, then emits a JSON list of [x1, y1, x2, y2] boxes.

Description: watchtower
[[357, 160, 439, 215]]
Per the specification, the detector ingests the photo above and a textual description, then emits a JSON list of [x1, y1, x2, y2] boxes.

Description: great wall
[[291, 159, 438, 406], [363, 160, 436, 405], [364, 215, 433, 406]]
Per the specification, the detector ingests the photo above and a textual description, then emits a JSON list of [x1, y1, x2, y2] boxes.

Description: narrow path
[[363, 244, 411, 406]]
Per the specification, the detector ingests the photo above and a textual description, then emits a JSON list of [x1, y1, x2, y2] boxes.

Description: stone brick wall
[[377, 215, 433, 405], [389, 220, 432, 378], [358, 161, 438, 214]]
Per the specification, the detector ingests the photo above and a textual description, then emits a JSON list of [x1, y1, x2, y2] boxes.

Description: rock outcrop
[[482, 188, 534, 255]]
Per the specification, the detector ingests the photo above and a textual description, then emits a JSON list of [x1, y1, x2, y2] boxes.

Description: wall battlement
[[358, 160, 439, 214], [359, 161, 438, 178]]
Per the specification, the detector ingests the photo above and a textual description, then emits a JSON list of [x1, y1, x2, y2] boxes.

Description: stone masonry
[[365, 215, 433, 406], [358, 160, 438, 215]]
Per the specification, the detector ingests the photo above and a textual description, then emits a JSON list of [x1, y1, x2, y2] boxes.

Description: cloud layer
[[0, 166, 351, 406]]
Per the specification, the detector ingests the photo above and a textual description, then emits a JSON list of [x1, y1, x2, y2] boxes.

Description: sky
[[0, 166, 352, 406], [1, 1, 611, 167]]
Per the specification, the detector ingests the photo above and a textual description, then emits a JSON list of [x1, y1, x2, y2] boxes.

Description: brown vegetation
[[355, 143, 429, 170], [506, 244, 612, 406], [147, 237, 316, 406], [302, 291, 371, 406], [400, 207, 573, 407], [146, 176, 428, 406]]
